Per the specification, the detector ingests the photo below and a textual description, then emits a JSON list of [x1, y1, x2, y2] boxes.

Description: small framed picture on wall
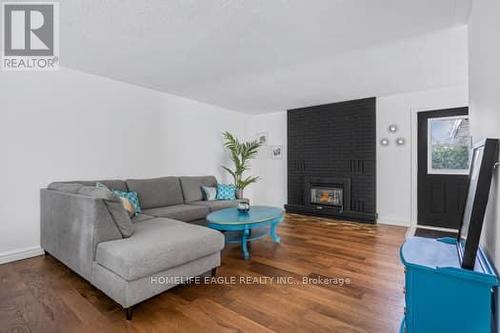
[[256, 132, 269, 146], [271, 145, 283, 159]]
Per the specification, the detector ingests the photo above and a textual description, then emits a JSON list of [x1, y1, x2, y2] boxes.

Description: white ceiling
[[59, 0, 471, 113]]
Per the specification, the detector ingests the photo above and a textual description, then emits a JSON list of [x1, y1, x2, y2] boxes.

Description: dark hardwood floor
[[0, 214, 407, 333]]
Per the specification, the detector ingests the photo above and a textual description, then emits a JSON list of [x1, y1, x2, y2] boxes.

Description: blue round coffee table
[[207, 206, 284, 260]]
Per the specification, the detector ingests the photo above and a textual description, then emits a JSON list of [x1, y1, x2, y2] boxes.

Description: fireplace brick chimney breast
[[285, 97, 376, 223]]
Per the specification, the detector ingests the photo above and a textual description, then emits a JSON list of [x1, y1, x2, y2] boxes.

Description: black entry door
[[417, 107, 470, 229]]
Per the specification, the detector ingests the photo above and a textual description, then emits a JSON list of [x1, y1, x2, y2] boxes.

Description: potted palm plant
[[222, 131, 262, 199]]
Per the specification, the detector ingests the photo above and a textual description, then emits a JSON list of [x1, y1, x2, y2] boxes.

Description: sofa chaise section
[[40, 179, 225, 320], [95, 217, 223, 281], [93, 217, 224, 308]]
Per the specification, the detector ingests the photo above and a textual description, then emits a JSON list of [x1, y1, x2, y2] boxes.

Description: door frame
[[409, 105, 469, 234]]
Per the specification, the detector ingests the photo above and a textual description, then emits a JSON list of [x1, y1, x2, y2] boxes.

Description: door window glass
[[428, 116, 471, 174]]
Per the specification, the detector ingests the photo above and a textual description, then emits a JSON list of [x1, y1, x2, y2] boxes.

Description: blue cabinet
[[400, 237, 498, 333]]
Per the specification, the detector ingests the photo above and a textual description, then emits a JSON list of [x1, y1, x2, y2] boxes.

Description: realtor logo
[[2, 2, 59, 70]]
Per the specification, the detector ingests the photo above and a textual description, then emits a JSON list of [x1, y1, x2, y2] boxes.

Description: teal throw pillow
[[112, 190, 142, 215], [96, 182, 141, 216], [216, 184, 236, 200]]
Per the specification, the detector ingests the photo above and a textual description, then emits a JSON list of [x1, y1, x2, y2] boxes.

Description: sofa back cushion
[[47, 182, 84, 193], [76, 186, 134, 238], [59, 179, 128, 192], [47, 182, 134, 238], [180, 176, 218, 202], [126, 177, 183, 209]]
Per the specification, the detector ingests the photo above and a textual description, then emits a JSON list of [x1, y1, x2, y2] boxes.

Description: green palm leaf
[[239, 176, 260, 188], [221, 131, 262, 190]]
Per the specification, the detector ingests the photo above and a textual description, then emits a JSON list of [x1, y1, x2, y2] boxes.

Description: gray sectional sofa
[[40, 176, 238, 320]]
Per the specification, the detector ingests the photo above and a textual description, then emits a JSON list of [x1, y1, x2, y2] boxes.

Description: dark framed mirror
[[457, 138, 499, 270]]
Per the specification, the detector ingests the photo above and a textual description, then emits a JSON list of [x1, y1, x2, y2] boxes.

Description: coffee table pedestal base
[[210, 217, 282, 260]]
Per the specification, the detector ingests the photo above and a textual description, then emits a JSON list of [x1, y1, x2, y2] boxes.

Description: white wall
[[468, 0, 500, 291], [377, 85, 469, 226], [0, 68, 248, 263], [375, 24, 468, 226], [247, 112, 287, 207]]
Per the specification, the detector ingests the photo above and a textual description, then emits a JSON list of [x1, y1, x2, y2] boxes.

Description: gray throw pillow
[[77, 185, 135, 238], [201, 186, 217, 201]]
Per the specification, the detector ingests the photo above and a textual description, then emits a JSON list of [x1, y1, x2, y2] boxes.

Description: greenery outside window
[[428, 116, 471, 175]]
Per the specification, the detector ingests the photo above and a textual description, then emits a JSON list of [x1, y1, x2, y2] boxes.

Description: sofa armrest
[[40, 189, 122, 280]]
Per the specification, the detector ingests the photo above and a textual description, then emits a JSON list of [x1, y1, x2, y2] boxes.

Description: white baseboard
[[0, 246, 44, 265], [377, 217, 411, 227], [406, 225, 416, 239]]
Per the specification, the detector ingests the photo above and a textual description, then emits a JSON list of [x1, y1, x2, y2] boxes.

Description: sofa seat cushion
[[142, 204, 209, 222], [131, 213, 156, 223], [95, 217, 224, 281], [189, 200, 239, 212]]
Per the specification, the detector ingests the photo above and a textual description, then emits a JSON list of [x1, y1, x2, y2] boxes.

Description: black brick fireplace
[[285, 97, 377, 223]]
